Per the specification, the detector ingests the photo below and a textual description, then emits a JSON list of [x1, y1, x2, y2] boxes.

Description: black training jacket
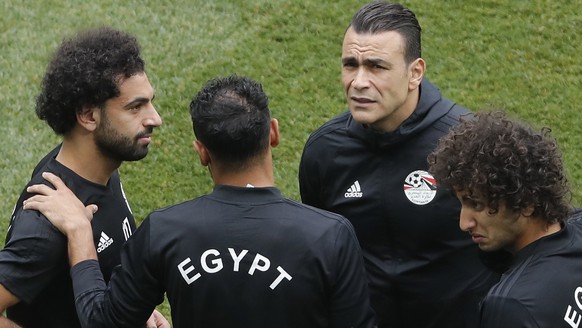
[[71, 185, 377, 328], [299, 79, 500, 328]]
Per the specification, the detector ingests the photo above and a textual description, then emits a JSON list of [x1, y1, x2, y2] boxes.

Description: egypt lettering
[[564, 286, 582, 328], [177, 247, 292, 290]]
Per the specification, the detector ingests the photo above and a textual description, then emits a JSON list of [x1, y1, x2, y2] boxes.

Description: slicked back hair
[[349, 1, 422, 64]]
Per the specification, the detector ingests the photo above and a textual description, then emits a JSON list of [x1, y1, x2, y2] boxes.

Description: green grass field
[[1, 0, 581, 321]]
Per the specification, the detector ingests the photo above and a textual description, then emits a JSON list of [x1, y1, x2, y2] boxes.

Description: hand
[[146, 309, 171, 328], [22, 172, 97, 237]]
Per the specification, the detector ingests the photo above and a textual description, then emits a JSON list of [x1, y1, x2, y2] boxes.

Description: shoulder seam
[[489, 255, 535, 298], [304, 112, 349, 148]]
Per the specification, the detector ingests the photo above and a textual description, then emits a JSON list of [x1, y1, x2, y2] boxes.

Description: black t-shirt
[[480, 217, 582, 328], [71, 185, 376, 328], [0, 153, 136, 328]]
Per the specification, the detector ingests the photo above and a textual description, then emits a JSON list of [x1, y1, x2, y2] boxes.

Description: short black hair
[[36, 26, 145, 135], [349, 1, 421, 63], [428, 111, 571, 223], [189, 74, 271, 171]]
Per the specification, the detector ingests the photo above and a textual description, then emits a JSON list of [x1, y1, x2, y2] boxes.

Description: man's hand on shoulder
[[22, 172, 98, 266], [23, 172, 96, 236]]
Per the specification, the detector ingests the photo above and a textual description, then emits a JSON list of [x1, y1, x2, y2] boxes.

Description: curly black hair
[[428, 111, 571, 223], [36, 26, 145, 135]]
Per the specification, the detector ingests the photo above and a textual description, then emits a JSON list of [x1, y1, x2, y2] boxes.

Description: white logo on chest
[[97, 231, 114, 253], [345, 180, 363, 198], [403, 170, 438, 205]]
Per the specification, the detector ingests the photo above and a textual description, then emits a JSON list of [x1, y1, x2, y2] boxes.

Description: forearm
[[71, 258, 158, 328], [66, 222, 97, 266], [71, 260, 113, 328]]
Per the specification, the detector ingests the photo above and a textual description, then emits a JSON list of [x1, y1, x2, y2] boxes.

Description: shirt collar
[[210, 184, 283, 204]]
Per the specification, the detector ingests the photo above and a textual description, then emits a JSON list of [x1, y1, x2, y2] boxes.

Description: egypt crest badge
[[403, 170, 437, 205]]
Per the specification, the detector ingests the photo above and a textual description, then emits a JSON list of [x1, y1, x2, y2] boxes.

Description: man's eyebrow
[[342, 56, 357, 65], [462, 194, 482, 202], [123, 96, 153, 109], [341, 56, 392, 68], [363, 58, 390, 68]]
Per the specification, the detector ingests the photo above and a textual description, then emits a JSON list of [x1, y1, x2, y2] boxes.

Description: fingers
[[26, 183, 55, 196], [22, 194, 46, 207], [145, 313, 157, 328], [87, 204, 99, 215], [25, 172, 65, 196], [41, 171, 67, 189], [147, 310, 171, 328], [22, 195, 47, 212], [23, 197, 98, 219], [21, 172, 99, 225], [26, 172, 72, 196]]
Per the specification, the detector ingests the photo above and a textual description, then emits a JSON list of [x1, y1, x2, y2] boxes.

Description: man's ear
[[77, 107, 99, 132], [521, 205, 536, 218], [192, 140, 210, 166], [408, 57, 426, 91], [269, 118, 280, 148]]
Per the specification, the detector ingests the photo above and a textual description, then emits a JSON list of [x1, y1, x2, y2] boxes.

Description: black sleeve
[[480, 296, 538, 328], [0, 209, 67, 303], [71, 218, 164, 328], [298, 143, 323, 208], [329, 218, 377, 328]]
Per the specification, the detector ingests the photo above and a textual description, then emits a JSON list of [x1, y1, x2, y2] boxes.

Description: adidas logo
[[345, 180, 363, 198], [97, 231, 114, 253]]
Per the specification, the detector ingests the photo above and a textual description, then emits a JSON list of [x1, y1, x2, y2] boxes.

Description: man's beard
[[95, 116, 151, 162]]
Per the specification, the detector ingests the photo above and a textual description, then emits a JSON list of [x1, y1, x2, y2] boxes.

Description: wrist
[[66, 221, 97, 266], [61, 218, 92, 238]]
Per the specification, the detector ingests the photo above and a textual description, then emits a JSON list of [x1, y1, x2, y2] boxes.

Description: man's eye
[[471, 201, 484, 211], [463, 197, 483, 210]]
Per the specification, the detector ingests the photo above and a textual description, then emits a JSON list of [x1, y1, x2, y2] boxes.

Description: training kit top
[[0, 151, 135, 328], [70, 185, 376, 328], [480, 214, 582, 328], [299, 79, 500, 328]]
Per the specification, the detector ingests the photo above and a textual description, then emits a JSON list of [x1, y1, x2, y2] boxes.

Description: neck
[[211, 153, 275, 188], [540, 221, 562, 238], [374, 87, 420, 133], [511, 218, 562, 253], [56, 135, 121, 186]]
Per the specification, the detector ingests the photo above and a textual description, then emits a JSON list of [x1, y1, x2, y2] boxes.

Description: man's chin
[[115, 147, 150, 162], [478, 244, 501, 252], [124, 151, 149, 162], [350, 111, 375, 125]]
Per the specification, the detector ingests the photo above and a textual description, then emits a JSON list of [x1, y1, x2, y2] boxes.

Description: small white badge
[[403, 170, 437, 205]]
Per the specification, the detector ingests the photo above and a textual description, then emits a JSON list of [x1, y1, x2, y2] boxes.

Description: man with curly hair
[[428, 111, 582, 327], [0, 27, 166, 327]]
